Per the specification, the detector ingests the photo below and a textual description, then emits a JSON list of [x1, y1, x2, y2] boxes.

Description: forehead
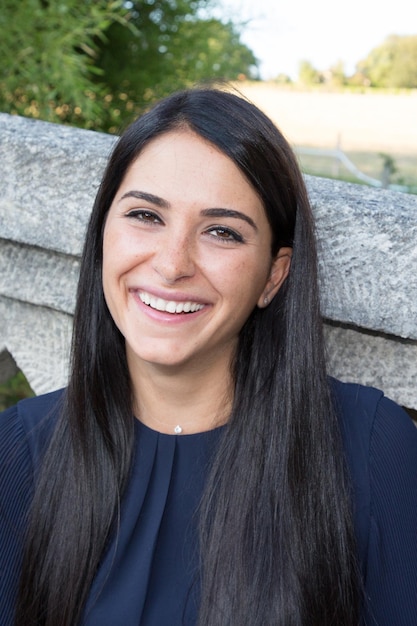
[[119, 130, 264, 212]]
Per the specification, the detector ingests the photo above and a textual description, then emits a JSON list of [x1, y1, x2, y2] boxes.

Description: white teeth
[[138, 291, 204, 314], [166, 301, 178, 313], [155, 298, 166, 311], [142, 292, 151, 305]]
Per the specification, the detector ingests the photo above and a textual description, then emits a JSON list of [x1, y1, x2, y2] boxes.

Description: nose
[[152, 231, 196, 283]]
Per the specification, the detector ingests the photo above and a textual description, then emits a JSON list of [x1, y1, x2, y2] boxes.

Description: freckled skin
[[102, 130, 290, 382]]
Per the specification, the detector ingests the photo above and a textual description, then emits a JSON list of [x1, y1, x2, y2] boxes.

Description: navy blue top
[[1, 380, 417, 625]]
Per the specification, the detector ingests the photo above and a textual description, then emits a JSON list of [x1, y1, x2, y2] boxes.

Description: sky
[[217, 0, 417, 79]]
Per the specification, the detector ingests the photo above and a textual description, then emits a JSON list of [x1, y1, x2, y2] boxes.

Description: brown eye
[[126, 210, 162, 223], [206, 226, 244, 243]]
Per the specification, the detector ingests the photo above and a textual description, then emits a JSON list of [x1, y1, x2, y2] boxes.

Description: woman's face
[[102, 130, 290, 375]]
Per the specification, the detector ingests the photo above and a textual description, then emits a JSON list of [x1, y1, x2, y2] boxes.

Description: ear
[[257, 247, 292, 308]]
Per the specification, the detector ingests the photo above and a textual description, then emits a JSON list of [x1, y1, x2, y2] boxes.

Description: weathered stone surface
[[307, 176, 417, 340], [0, 113, 416, 408], [0, 347, 18, 382], [0, 240, 79, 314], [0, 297, 72, 394], [324, 322, 417, 409], [0, 112, 115, 256]]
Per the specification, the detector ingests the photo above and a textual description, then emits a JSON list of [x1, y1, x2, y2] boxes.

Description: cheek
[[103, 226, 142, 277], [102, 237, 116, 290], [207, 254, 270, 304], [102, 226, 129, 304], [102, 223, 118, 265], [103, 221, 128, 257]]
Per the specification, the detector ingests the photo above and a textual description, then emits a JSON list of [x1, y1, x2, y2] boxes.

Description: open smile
[[138, 290, 205, 314]]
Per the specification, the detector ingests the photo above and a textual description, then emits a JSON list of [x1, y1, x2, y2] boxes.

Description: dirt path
[[236, 83, 417, 154]]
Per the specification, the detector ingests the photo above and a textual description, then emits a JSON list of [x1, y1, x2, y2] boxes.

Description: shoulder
[[330, 379, 417, 623], [0, 389, 65, 470], [329, 377, 416, 493], [16, 388, 65, 426], [330, 378, 382, 482], [330, 377, 384, 428], [0, 390, 65, 619], [329, 377, 415, 453]]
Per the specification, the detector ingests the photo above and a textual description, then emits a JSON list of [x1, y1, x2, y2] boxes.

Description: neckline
[[135, 418, 227, 439]]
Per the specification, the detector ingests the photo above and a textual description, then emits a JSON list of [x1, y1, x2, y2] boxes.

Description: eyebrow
[[201, 208, 258, 231], [120, 190, 171, 208], [120, 190, 257, 231]]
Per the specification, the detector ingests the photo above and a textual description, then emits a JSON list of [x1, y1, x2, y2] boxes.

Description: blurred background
[[1, 0, 416, 407], [1, 0, 416, 187]]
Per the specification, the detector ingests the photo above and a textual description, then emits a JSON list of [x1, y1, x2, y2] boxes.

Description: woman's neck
[[128, 354, 234, 435]]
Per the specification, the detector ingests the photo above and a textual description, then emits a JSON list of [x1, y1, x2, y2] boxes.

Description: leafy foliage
[[0, 0, 131, 128], [0, 0, 257, 133], [294, 35, 417, 90], [96, 1, 257, 131], [0, 371, 34, 412], [297, 60, 323, 86], [356, 35, 417, 88]]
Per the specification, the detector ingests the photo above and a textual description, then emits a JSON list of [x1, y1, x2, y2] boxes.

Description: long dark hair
[[16, 88, 360, 625]]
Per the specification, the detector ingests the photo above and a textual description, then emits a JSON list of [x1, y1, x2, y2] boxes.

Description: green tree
[[0, 0, 132, 128], [298, 60, 322, 86], [357, 34, 417, 88], [0, 0, 257, 133], [95, 2, 258, 131], [328, 60, 346, 87]]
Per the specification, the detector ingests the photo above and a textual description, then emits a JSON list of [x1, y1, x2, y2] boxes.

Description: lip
[[129, 287, 210, 323]]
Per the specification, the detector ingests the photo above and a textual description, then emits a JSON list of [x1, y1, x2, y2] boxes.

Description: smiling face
[[102, 130, 290, 379]]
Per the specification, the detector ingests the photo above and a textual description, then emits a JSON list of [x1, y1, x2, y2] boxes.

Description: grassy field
[[236, 83, 417, 189], [295, 150, 417, 189]]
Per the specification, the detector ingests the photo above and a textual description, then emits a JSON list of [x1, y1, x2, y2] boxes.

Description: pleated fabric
[[82, 421, 222, 625], [1, 381, 417, 626]]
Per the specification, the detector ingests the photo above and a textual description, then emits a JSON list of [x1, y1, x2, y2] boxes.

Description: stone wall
[[1, 113, 416, 408]]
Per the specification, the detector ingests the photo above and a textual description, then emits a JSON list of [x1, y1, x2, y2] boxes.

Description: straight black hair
[[16, 88, 360, 625]]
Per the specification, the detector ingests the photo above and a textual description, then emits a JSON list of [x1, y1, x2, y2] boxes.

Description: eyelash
[[126, 209, 161, 223], [125, 210, 244, 244], [205, 226, 244, 244]]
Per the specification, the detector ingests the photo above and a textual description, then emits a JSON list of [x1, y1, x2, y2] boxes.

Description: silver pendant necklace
[[142, 413, 186, 434]]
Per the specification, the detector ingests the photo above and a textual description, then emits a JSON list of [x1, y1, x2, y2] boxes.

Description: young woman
[[1, 88, 416, 626]]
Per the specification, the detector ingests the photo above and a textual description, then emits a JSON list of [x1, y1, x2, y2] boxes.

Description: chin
[[130, 348, 192, 370]]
